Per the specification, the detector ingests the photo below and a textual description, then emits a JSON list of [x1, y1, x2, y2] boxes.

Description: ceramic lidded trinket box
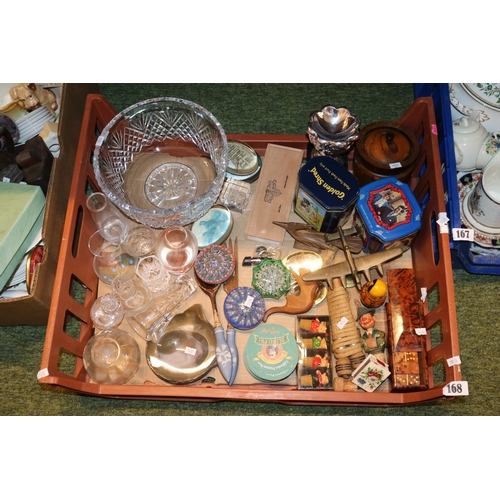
[[351, 354, 391, 393], [353, 177, 422, 253], [294, 155, 359, 232]]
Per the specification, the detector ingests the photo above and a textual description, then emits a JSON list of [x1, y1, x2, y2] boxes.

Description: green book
[[0, 183, 45, 292]]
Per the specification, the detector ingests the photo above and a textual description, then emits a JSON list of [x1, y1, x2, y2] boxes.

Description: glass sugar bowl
[[83, 328, 141, 385]]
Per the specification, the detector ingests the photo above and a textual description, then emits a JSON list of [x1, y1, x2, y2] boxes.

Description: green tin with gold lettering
[[294, 156, 359, 233], [244, 324, 299, 383]]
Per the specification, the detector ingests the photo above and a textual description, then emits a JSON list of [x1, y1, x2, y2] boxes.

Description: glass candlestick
[[127, 274, 197, 343]]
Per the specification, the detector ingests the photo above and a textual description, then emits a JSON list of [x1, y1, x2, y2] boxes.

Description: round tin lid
[[194, 244, 235, 284], [244, 323, 299, 383], [191, 205, 233, 249], [356, 176, 422, 241], [298, 155, 359, 211], [226, 140, 262, 182], [224, 286, 266, 330], [356, 121, 420, 174]]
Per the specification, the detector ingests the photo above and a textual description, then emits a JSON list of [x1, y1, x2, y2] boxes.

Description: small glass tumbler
[[90, 293, 124, 329], [122, 225, 157, 257], [111, 275, 151, 315], [88, 230, 137, 284], [86, 192, 130, 241], [135, 254, 171, 294]]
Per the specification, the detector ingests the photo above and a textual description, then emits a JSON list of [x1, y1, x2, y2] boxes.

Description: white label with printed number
[[452, 228, 474, 241], [443, 381, 469, 396]]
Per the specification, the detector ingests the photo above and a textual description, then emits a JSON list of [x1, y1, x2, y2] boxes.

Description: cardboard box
[[0, 83, 100, 326], [0, 183, 45, 291]]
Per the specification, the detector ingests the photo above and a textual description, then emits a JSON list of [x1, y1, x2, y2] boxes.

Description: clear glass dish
[[83, 328, 141, 385], [93, 97, 228, 228]]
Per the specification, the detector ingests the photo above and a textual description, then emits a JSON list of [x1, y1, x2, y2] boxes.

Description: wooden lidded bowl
[[353, 121, 420, 186]]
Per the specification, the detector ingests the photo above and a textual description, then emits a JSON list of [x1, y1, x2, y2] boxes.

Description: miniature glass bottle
[[90, 293, 124, 329], [111, 275, 151, 315]]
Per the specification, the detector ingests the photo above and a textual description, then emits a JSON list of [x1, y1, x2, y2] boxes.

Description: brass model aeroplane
[[302, 227, 403, 290]]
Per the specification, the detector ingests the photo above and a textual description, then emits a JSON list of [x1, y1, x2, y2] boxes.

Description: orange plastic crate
[[38, 94, 461, 405]]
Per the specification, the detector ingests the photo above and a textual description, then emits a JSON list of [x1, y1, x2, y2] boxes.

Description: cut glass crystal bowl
[[93, 97, 228, 228]]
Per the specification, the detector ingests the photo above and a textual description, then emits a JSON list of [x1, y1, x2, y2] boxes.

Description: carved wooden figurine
[[357, 307, 387, 363], [9, 83, 58, 115]]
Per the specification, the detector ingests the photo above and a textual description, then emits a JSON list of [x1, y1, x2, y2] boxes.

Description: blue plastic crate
[[414, 83, 500, 275]]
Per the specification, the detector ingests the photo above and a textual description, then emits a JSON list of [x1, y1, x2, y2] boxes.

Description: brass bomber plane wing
[[302, 247, 403, 289]]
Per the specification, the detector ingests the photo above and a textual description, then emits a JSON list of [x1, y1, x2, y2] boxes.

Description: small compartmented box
[[296, 316, 333, 390], [353, 176, 422, 253]]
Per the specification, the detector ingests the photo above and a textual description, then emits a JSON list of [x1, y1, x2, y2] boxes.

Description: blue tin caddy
[[294, 155, 359, 233], [353, 176, 422, 253]]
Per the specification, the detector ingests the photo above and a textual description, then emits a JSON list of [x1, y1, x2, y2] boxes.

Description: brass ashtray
[[282, 250, 327, 306], [145, 304, 217, 384]]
